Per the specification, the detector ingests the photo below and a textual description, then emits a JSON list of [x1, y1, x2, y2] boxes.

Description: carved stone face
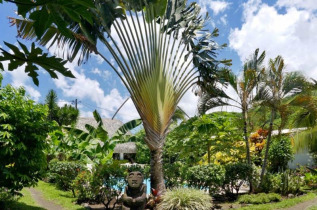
[[127, 171, 144, 189]]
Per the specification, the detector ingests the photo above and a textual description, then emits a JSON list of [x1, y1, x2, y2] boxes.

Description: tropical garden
[[1, 0, 317, 209]]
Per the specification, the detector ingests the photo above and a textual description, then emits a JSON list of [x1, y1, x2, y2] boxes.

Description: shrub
[[238, 193, 282, 204], [164, 162, 187, 188], [157, 188, 213, 210], [0, 187, 20, 209], [304, 173, 317, 188], [268, 137, 294, 173], [186, 164, 225, 194], [0, 82, 54, 193], [223, 162, 253, 195], [47, 160, 85, 191], [260, 170, 302, 195], [73, 161, 127, 209]]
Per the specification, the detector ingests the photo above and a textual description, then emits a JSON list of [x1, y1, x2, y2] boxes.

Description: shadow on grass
[[2, 201, 46, 210]]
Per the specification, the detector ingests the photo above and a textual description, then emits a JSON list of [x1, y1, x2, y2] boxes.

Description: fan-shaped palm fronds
[[10, 0, 229, 192]]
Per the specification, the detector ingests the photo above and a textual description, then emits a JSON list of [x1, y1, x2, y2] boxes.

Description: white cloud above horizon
[[229, 0, 317, 79]]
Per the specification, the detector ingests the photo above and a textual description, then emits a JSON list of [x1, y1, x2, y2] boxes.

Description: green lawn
[[35, 181, 85, 210], [236, 192, 317, 210], [3, 188, 45, 210]]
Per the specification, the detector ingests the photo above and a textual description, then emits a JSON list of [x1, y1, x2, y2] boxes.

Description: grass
[[236, 192, 317, 210], [3, 188, 45, 210], [238, 193, 282, 204], [35, 181, 85, 210]]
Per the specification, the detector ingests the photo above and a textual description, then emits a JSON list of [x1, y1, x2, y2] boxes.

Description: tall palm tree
[[257, 56, 307, 185], [197, 49, 265, 165], [10, 0, 230, 192]]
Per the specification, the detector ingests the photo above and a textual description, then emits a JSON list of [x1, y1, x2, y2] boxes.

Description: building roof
[[113, 142, 137, 154]]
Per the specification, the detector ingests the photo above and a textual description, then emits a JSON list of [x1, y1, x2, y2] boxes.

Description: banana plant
[[49, 110, 142, 165], [8, 0, 230, 191]]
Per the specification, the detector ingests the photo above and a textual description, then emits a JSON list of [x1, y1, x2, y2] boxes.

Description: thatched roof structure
[[76, 118, 136, 154], [76, 117, 124, 137], [113, 142, 137, 154]]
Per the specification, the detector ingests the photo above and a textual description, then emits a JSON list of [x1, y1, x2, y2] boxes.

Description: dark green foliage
[[46, 160, 85, 191], [186, 164, 225, 194], [129, 129, 151, 164], [165, 112, 244, 166], [224, 162, 253, 195], [72, 161, 127, 209], [268, 137, 294, 173], [45, 89, 79, 126], [0, 78, 54, 192], [260, 170, 302, 195], [164, 161, 187, 189], [56, 104, 79, 126], [0, 41, 74, 86], [238, 193, 282, 204], [304, 173, 317, 188]]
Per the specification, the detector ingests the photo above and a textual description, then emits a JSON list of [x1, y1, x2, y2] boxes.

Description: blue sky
[[1, 0, 317, 122]]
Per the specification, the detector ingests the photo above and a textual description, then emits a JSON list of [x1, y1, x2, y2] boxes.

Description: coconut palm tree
[[10, 0, 230, 192]]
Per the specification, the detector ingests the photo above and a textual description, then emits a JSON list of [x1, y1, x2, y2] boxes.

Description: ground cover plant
[[157, 188, 213, 210], [238, 193, 282, 204]]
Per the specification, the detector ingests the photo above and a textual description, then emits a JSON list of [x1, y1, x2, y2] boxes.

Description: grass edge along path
[[4, 188, 45, 210], [236, 192, 317, 210], [35, 181, 85, 210]]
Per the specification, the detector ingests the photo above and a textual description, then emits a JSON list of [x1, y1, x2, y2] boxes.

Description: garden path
[[28, 188, 64, 210], [283, 196, 317, 210]]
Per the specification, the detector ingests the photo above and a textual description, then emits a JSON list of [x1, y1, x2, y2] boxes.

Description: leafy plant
[[46, 160, 85, 193], [224, 162, 253, 195], [72, 161, 127, 210], [186, 164, 225, 194], [157, 188, 213, 210], [238, 193, 282, 204], [268, 136, 294, 173], [304, 173, 317, 188], [0, 41, 74, 85], [0, 76, 54, 193], [260, 170, 302, 195]]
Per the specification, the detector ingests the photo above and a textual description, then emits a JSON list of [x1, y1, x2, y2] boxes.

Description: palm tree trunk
[[243, 110, 253, 192], [259, 109, 276, 186], [150, 147, 166, 193], [243, 110, 251, 165]]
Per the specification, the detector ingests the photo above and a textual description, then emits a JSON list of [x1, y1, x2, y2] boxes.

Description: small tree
[[0, 74, 54, 193]]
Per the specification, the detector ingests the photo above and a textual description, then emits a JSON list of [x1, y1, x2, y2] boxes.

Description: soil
[[28, 188, 64, 210]]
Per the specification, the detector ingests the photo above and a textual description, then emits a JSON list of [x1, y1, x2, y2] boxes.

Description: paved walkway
[[283, 197, 317, 210], [28, 188, 64, 210]]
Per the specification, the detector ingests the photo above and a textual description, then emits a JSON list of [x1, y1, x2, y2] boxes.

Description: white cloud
[[91, 54, 104, 64], [53, 63, 139, 122], [178, 90, 199, 117], [3, 63, 41, 102], [229, 0, 317, 79], [276, 0, 317, 11], [199, 0, 230, 16]]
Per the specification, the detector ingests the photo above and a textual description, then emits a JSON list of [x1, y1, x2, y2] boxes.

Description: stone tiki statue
[[122, 171, 147, 210]]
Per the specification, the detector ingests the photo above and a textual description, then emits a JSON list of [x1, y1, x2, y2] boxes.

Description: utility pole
[[72, 99, 80, 110]]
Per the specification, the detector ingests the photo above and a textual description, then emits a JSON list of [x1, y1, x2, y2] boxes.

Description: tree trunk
[[243, 110, 253, 192], [243, 110, 251, 165], [259, 109, 276, 187], [207, 141, 211, 164], [150, 147, 166, 194]]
